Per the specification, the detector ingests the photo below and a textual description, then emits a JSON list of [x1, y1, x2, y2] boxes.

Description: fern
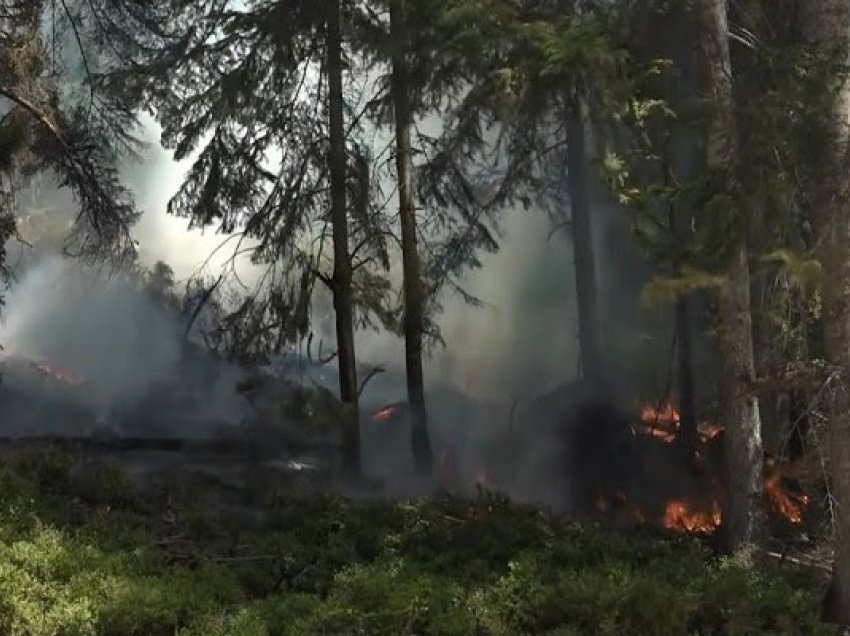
[[640, 268, 728, 308], [760, 248, 823, 293]]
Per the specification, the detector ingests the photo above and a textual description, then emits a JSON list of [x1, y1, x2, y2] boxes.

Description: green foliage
[[761, 249, 823, 294], [640, 269, 727, 308], [0, 447, 831, 635]]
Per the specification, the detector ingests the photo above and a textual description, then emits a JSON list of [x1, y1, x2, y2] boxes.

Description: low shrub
[[0, 447, 832, 635]]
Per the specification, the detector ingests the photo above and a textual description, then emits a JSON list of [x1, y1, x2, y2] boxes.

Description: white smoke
[[0, 256, 248, 434], [0, 257, 181, 416]]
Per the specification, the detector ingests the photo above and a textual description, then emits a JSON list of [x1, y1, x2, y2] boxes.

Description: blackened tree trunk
[[389, 0, 433, 475], [676, 295, 698, 445], [664, 150, 698, 447], [798, 1, 850, 624], [328, 0, 361, 474], [697, 0, 764, 550], [565, 101, 604, 382]]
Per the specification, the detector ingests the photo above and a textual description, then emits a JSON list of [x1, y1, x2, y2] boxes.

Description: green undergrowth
[[0, 445, 831, 635]]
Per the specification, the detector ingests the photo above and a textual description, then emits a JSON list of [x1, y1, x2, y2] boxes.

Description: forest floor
[[0, 441, 834, 636]]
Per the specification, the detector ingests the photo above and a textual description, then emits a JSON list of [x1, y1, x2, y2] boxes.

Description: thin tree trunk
[[327, 0, 360, 475], [697, 0, 764, 550], [798, 1, 850, 624], [662, 149, 698, 448], [676, 296, 697, 444], [389, 0, 433, 475], [734, 0, 782, 448], [565, 101, 603, 382]]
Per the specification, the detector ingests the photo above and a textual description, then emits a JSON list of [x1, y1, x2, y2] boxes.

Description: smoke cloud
[[0, 256, 248, 435]]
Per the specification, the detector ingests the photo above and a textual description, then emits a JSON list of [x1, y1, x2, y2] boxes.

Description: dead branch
[[183, 273, 224, 339], [357, 365, 385, 399], [208, 555, 284, 563], [764, 550, 833, 573], [748, 361, 840, 397], [316, 339, 337, 366]]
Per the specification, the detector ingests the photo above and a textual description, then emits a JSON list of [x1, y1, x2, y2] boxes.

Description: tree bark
[[389, 0, 433, 475], [676, 295, 698, 445], [697, 0, 764, 550], [327, 0, 361, 475], [565, 102, 604, 382], [798, 1, 850, 624]]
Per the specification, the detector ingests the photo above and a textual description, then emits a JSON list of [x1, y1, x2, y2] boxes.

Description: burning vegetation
[[371, 404, 398, 423], [599, 400, 810, 535], [364, 392, 813, 540], [371, 394, 810, 536], [32, 359, 85, 386]]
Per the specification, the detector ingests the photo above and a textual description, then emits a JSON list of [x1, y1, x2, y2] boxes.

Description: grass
[[0, 444, 832, 635]]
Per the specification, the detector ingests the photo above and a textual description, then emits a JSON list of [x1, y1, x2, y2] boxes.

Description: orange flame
[[371, 405, 396, 423], [637, 401, 680, 442], [662, 499, 722, 533], [698, 422, 724, 442], [33, 360, 84, 386], [764, 457, 808, 524]]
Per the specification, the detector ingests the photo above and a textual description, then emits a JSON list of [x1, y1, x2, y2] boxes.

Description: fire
[[636, 401, 724, 444], [764, 456, 809, 524], [698, 422, 724, 442], [637, 401, 680, 442], [662, 499, 722, 534], [371, 404, 397, 423], [32, 360, 84, 386]]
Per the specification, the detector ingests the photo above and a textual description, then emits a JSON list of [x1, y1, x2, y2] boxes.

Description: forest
[[1, 0, 850, 634]]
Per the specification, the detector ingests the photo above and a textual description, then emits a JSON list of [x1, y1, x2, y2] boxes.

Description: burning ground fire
[[622, 400, 809, 533], [32, 359, 84, 386], [371, 404, 398, 423], [370, 398, 808, 534], [764, 455, 809, 524], [636, 401, 723, 444], [662, 499, 722, 534]]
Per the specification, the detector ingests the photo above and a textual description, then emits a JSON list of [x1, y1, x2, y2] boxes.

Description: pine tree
[[388, 0, 433, 474], [95, 1, 405, 470], [696, 0, 764, 550], [0, 0, 139, 272], [798, 0, 850, 623], [327, 0, 361, 474]]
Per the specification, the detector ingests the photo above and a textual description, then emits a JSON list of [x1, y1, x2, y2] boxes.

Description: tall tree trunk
[[663, 149, 698, 448], [798, 1, 850, 624], [676, 296, 698, 443], [565, 101, 604, 382], [656, 3, 702, 449], [327, 0, 360, 475], [697, 0, 764, 549], [389, 0, 433, 475]]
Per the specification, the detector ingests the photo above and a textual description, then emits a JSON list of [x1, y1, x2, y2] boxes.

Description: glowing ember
[[698, 422, 724, 441], [371, 405, 397, 423], [637, 401, 680, 442], [32, 360, 84, 386], [662, 499, 722, 533], [764, 456, 809, 524]]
